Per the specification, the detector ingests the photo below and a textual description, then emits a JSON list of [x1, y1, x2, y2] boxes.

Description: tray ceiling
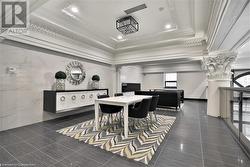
[[31, 0, 212, 52]]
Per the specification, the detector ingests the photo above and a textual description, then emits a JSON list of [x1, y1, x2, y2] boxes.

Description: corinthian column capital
[[202, 50, 237, 80]]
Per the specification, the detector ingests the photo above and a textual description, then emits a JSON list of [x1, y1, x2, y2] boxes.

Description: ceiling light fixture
[[71, 6, 79, 13], [116, 16, 139, 35], [165, 24, 172, 29]]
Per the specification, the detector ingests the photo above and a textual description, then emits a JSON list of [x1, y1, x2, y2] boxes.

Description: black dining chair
[[129, 98, 152, 129], [114, 93, 124, 121], [98, 95, 123, 126], [148, 95, 159, 122], [114, 93, 123, 97]]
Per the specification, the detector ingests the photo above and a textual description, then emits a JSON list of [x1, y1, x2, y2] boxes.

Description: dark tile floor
[[0, 101, 249, 167]]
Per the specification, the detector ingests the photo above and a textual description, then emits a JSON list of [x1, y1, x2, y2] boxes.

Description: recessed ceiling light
[[165, 24, 172, 29], [117, 35, 123, 40], [71, 6, 79, 13]]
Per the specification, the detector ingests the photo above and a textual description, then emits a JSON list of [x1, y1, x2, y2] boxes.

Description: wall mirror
[[66, 61, 86, 85]]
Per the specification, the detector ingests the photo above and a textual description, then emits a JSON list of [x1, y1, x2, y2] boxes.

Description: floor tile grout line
[[56, 140, 109, 165], [6, 129, 49, 144], [2, 132, 42, 162], [4, 102, 239, 167], [8, 125, 105, 166], [5, 132, 63, 164], [49, 144, 105, 166], [151, 138, 168, 167], [8, 140, 42, 163], [1, 146, 20, 164], [16, 141, 83, 166], [198, 110, 205, 167], [4, 127, 108, 166], [151, 118, 178, 167], [150, 109, 185, 166], [100, 155, 115, 167], [35, 149, 63, 166], [16, 148, 61, 166]]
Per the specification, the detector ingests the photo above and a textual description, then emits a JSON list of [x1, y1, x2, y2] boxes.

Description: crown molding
[[114, 28, 195, 53], [31, 14, 116, 53], [207, 0, 229, 50], [143, 61, 203, 74], [207, 0, 249, 51], [0, 21, 207, 66], [114, 42, 207, 65], [189, 0, 195, 32], [0, 23, 114, 65], [232, 30, 250, 50]]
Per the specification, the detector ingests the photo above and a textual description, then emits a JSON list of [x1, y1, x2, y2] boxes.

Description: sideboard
[[43, 89, 108, 113]]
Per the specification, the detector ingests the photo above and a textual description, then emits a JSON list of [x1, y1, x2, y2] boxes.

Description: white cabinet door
[[56, 92, 77, 111], [56, 90, 108, 112]]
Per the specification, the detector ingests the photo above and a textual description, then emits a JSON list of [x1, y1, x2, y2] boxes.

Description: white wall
[[142, 61, 207, 99], [177, 72, 207, 99], [117, 65, 143, 92], [120, 66, 143, 83], [141, 71, 207, 99], [0, 40, 115, 131], [142, 73, 164, 90]]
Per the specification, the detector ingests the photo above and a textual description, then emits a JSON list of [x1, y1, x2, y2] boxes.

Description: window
[[233, 71, 250, 88], [165, 73, 177, 88]]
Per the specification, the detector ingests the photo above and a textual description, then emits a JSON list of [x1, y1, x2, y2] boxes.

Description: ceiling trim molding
[[0, 23, 114, 65], [31, 14, 116, 53], [114, 45, 207, 65], [115, 36, 205, 54], [232, 30, 250, 51], [207, 0, 249, 51], [0, 22, 207, 66], [216, 1, 249, 50], [143, 61, 203, 74], [189, 0, 195, 32], [207, 0, 229, 50], [114, 29, 195, 52]]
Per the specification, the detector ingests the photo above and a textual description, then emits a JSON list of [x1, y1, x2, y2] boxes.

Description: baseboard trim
[[184, 98, 207, 102]]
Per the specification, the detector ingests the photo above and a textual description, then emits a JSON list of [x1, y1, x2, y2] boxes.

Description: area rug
[[56, 115, 176, 164]]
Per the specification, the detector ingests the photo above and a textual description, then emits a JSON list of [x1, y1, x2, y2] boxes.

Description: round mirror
[[66, 61, 86, 85]]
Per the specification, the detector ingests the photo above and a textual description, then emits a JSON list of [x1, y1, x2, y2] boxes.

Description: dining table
[[94, 95, 152, 138]]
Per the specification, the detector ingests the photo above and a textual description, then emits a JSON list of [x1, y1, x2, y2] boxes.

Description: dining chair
[[114, 93, 124, 122], [97, 95, 123, 126], [148, 95, 159, 123], [128, 98, 152, 129]]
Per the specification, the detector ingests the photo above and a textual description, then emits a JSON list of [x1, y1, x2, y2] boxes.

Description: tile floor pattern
[[0, 101, 249, 167]]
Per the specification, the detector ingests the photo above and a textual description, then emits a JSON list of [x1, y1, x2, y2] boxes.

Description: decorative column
[[202, 50, 237, 117]]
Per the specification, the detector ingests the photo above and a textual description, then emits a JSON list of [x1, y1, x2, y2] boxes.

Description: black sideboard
[[44, 89, 108, 113]]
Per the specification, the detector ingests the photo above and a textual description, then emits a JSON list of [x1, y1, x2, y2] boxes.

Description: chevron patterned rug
[[56, 114, 176, 164]]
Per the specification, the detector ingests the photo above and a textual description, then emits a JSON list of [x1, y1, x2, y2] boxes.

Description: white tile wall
[[0, 41, 115, 131]]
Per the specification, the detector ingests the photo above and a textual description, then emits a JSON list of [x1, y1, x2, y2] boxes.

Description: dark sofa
[[153, 89, 184, 103], [135, 89, 184, 110]]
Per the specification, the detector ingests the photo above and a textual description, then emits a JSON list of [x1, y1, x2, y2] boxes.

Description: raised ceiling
[[31, 0, 212, 53], [2, 0, 248, 66]]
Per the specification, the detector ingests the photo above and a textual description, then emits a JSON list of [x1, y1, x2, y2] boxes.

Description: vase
[[56, 79, 65, 90], [91, 81, 99, 89]]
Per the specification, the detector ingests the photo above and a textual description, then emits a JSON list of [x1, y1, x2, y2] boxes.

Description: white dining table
[[94, 95, 152, 138]]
